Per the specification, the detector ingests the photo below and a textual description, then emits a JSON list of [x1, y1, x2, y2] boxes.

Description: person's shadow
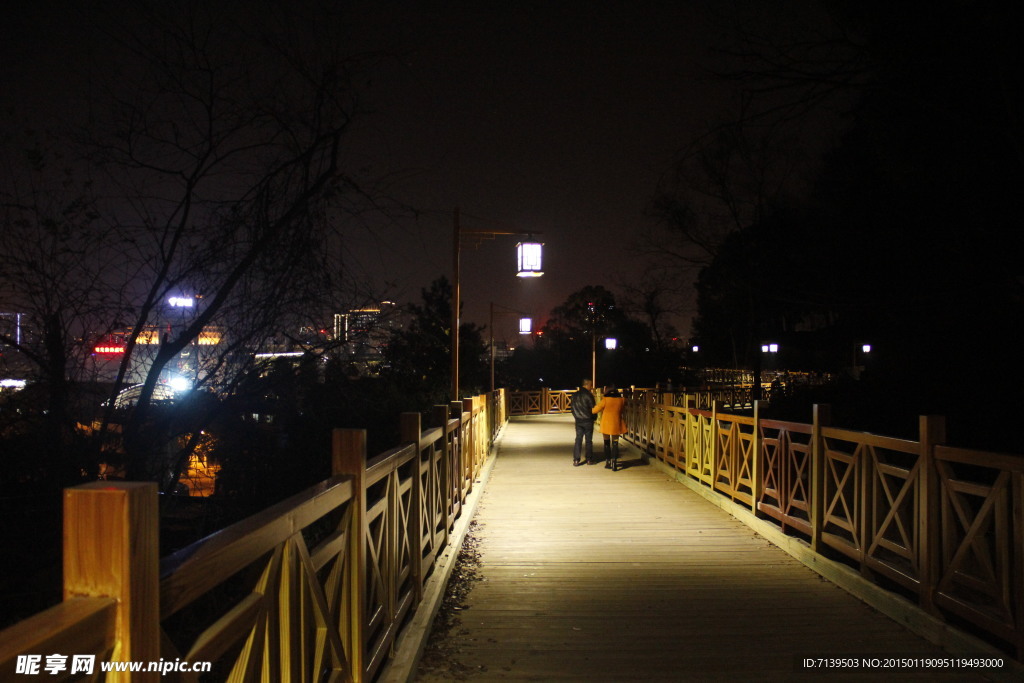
[[615, 454, 647, 470]]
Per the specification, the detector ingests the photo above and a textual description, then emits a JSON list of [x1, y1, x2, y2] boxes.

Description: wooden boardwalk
[[411, 415, 996, 682]]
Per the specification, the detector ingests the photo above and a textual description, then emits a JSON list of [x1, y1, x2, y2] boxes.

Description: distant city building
[[1, 312, 32, 381], [0, 312, 25, 347], [89, 322, 226, 388], [334, 302, 395, 341], [334, 302, 398, 376]]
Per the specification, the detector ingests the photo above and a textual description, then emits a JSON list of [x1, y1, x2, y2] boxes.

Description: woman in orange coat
[[592, 385, 626, 471]]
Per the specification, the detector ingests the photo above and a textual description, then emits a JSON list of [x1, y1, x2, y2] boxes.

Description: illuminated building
[[334, 302, 398, 375]]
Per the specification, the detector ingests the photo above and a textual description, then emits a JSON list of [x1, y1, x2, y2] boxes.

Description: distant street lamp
[[592, 335, 617, 388], [452, 208, 543, 401], [754, 342, 780, 401], [852, 342, 872, 379], [489, 302, 533, 393]]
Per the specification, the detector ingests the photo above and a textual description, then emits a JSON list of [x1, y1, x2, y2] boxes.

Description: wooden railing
[[506, 388, 575, 415], [623, 391, 1024, 661], [0, 391, 504, 682], [506, 387, 758, 415]]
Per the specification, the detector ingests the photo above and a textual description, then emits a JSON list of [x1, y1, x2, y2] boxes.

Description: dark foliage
[[503, 286, 685, 390], [688, 1, 1023, 451], [380, 277, 488, 405]]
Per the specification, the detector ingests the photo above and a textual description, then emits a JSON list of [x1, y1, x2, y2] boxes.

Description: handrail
[[365, 442, 417, 486], [0, 599, 117, 677], [160, 474, 355, 618], [505, 387, 769, 416], [624, 392, 1024, 662], [0, 391, 507, 682]]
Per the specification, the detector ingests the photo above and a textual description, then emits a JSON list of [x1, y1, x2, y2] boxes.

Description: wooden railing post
[[449, 400, 465, 529], [918, 414, 946, 614], [432, 405, 452, 548], [683, 393, 693, 475], [63, 482, 159, 681], [651, 391, 660, 450], [486, 391, 495, 445], [1013, 469, 1024, 661], [332, 428, 367, 682], [498, 388, 504, 427], [448, 400, 463, 501], [401, 412, 424, 604], [431, 405, 449, 433], [810, 404, 832, 554], [493, 391, 500, 437], [464, 397, 477, 481], [752, 399, 763, 515], [711, 400, 719, 485]]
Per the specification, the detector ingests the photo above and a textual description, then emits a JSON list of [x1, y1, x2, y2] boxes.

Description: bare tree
[[75, 2, 383, 481], [615, 272, 686, 353], [640, 3, 864, 275], [3, 2, 387, 488], [0, 133, 126, 484]]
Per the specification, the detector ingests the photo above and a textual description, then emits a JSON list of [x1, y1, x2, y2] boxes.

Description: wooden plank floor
[[413, 415, 995, 681]]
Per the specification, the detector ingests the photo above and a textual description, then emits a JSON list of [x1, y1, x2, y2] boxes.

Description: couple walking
[[570, 379, 627, 471]]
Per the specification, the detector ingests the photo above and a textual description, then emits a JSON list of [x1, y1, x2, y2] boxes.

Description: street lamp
[[452, 208, 543, 401], [489, 302, 533, 393], [852, 342, 872, 379], [753, 342, 780, 401], [591, 335, 617, 388], [516, 241, 544, 277]]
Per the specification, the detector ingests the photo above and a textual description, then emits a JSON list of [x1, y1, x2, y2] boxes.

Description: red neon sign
[[94, 345, 126, 354]]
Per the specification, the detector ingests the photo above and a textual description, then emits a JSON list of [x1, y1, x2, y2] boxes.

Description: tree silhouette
[[2, 2, 389, 488], [381, 277, 487, 407], [681, 2, 1023, 447]]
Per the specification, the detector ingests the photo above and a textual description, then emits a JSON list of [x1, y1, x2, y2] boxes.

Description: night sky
[[336, 1, 735, 334], [1, 1, 760, 340]]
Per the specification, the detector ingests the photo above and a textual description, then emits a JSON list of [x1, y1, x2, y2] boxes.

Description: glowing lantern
[[516, 241, 544, 277]]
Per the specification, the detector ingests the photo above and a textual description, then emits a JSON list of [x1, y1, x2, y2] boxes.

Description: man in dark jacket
[[570, 379, 597, 466]]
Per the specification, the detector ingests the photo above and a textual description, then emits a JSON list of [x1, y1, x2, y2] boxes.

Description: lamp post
[[852, 342, 871, 379], [591, 332, 596, 389], [591, 335, 617, 389], [452, 208, 543, 401], [756, 342, 779, 401]]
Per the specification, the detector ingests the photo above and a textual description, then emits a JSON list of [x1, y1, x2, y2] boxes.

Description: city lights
[[94, 345, 126, 354], [168, 376, 191, 392]]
